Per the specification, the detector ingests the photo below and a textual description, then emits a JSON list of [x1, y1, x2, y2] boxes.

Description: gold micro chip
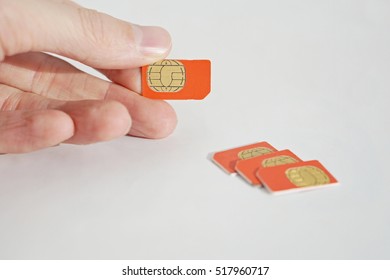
[[146, 60, 186, 92], [261, 155, 299, 168], [237, 147, 274, 160], [285, 165, 331, 187]]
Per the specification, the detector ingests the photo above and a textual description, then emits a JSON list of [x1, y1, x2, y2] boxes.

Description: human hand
[[0, 0, 177, 153]]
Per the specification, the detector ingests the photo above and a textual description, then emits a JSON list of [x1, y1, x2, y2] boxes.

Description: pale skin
[[0, 0, 177, 153]]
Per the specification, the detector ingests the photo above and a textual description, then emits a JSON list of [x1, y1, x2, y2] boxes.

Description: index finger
[[0, 0, 171, 68]]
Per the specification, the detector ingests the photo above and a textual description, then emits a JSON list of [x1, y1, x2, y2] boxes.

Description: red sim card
[[212, 142, 277, 174], [141, 59, 211, 100], [235, 150, 302, 186], [256, 160, 338, 195]]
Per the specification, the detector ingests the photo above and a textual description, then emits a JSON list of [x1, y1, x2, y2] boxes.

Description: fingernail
[[133, 25, 172, 57]]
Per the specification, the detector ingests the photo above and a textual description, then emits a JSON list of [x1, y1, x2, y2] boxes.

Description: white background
[[0, 0, 389, 259]]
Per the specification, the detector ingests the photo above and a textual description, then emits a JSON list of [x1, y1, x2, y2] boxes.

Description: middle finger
[[0, 52, 177, 138]]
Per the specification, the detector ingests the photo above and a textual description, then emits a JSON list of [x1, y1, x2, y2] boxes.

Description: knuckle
[[30, 55, 63, 97], [77, 8, 108, 46], [0, 0, 33, 58], [0, 1, 10, 60], [0, 88, 23, 111]]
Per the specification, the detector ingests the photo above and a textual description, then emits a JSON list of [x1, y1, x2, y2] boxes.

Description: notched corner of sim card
[[235, 169, 256, 185], [209, 152, 237, 176]]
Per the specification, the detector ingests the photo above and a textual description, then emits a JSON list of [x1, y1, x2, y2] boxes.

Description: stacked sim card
[[211, 142, 338, 195]]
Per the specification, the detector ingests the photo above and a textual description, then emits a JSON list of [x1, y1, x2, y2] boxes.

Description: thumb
[[0, 0, 171, 68]]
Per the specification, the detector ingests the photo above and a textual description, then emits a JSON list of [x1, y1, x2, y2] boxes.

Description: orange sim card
[[212, 142, 277, 174], [256, 160, 338, 195], [235, 150, 302, 186], [141, 59, 211, 100]]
